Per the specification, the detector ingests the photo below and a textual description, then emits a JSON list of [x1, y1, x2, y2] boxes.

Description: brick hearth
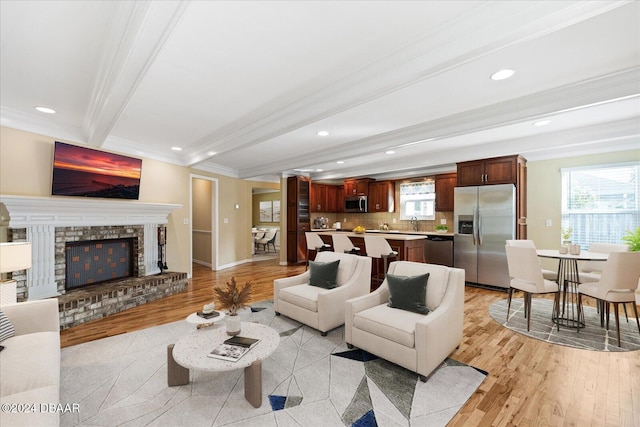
[[57, 271, 188, 330]]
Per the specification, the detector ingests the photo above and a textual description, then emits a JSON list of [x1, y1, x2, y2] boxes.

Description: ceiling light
[[533, 120, 551, 127], [207, 151, 217, 156], [317, 131, 329, 136], [385, 150, 395, 155], [336, 161, 344, 164], [171, 147, 182, 151], [35, 106, 56, 114], [490, 69, 515, 81], [316, 169, 323, 172]]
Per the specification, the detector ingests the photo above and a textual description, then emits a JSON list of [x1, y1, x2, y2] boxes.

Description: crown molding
[[83, 1, 190, 147], [182, 0, 628, 165], [0, 107, 86, 143]]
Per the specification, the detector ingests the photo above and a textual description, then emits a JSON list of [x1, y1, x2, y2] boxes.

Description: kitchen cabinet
[[310, 183, 340, 212], [456, 154, 527, 239], [368, 180, 395, 212], [457, 155, 524, 186], [344, 178, 372, 197], [434, 173, 456, 212], [287, 176, 311, 264]]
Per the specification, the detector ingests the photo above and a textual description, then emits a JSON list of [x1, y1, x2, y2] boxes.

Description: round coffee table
[[169, 322, 280, 407]]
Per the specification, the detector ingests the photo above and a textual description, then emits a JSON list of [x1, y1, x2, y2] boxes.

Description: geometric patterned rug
[[60, 301, 486, 426], [489, 298, 640, 352]]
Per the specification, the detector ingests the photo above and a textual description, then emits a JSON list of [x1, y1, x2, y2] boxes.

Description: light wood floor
[[60, 260, 640, 426]]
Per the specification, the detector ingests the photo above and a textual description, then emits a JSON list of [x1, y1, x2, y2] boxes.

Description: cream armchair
[[345, 261, 465, 381], [274, 251, 371, 335]]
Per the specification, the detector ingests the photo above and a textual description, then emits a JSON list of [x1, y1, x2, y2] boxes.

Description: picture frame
[[259, 201, 272, 222], [272, 200, 281, 222]]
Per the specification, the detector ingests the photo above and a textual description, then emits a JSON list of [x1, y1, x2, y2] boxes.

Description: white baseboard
[[193, 259, 212, 268]]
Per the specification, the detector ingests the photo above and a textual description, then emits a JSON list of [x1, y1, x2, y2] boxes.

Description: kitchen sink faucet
[[411, 216, 419, 231]]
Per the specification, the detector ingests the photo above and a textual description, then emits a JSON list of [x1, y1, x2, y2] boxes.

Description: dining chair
[[363, 235, 398, 288], [505, 245, 560, 331], [506, 239, 557, 280], [579, 243, 629, 283], [256, 229, 277, 253], [305, 232, 332, 269], [577, 251, 640, 346], [331, 233, 361, 255], [253, 230, 265, 252]]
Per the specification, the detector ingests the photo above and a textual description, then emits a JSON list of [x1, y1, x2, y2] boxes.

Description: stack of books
[[208, 336, 260, 362]]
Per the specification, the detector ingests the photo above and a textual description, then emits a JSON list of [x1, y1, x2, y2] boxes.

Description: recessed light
[[533, 120, 551, 127], [316, 169, 323, 172], [171, 147, 182, 151], [385, 150, 395, 155], [35, 106, 56, 114], [490, 69, 515, 81], [317, 131, 329, 136], [336, 161, 344, 164], [207, 151, 217, 156]]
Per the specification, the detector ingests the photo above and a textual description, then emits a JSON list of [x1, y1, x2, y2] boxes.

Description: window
[[399, 181, 435, 220], [561, 162, 639, 249]]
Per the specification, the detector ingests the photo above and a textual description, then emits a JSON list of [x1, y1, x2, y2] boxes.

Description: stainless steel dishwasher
[[424, 234, 454, 267]]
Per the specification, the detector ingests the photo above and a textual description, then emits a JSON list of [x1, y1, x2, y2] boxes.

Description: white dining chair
[[305, 232, 332, 269], [505, 245, 560, 331], [331, 233, 361, 255], [577, 251, 640, 346], [506, 239, 557, 280], [579, 242, 629, 283], [363, 235, 398, 287]]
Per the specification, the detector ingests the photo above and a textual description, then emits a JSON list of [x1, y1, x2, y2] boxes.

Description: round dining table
[[536, 249, 609, 328]]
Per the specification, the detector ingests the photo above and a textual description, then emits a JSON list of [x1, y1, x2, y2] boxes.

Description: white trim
[[192, 259, 212, 268]]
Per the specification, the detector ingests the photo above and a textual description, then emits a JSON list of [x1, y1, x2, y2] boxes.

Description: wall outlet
[[183, 218, 189, 225], [392, 218, 396, 224], [545, 219, 552, 227], [440, 219, 447, 225], [343, 218, 347, 223], [223, 218, 229, 224]]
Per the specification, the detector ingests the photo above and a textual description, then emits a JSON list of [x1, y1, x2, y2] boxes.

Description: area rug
[[489, 298, 640, 352], [60, 302, 486, 426]]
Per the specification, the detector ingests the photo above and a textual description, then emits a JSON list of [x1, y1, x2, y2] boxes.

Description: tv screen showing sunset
[[52, 142, 142, 199]]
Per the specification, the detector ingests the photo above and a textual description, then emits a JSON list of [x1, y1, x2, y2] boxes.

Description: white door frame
[[190, 174, 219, 273]]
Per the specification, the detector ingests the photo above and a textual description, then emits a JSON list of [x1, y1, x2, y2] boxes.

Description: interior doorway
[[191, 175, 218, 272], [252, 187, 281, 258]]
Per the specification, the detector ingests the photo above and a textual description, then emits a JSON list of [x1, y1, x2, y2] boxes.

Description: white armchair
[[345, 261, 465, 381], [274, 251, 371, 335]]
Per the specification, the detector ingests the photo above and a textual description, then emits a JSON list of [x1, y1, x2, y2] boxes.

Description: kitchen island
[[315, 231, 428, 263]]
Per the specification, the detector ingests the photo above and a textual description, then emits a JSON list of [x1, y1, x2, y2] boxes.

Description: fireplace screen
[[65, 238, 134, 290]]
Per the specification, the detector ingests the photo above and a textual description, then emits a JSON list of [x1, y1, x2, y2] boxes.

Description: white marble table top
[[536, 249, 609, 261], [186, 311, 226, 325], [172, 322, 280, 372]]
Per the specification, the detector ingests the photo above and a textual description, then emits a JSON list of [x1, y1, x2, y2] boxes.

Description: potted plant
[[621, 227, 640, 251], [213, 276, 253, 335], [435, 224, 448, 233], [561, 227, 573, 244]]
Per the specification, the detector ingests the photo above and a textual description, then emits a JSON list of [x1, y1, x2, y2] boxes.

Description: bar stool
[[364, 235, 398, 288], [331, 233, 361, 255], [305, 232, 332, 269]]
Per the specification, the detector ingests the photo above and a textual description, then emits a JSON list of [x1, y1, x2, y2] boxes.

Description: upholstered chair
[[331, 233, 361, 255], [579, 242, 629, 283], [274, 251, 371, 335], [345, 261, 465, 381], [505, 239, 557, 280], [305, 232, 332, 268], [256, 229, 277, 252], [505, 245, 560, 332], [577, 251, 640, 346]]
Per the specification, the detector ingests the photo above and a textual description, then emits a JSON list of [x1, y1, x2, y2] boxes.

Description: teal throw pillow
[[387, 273, 430, 314], [309, 259, 340, 289]]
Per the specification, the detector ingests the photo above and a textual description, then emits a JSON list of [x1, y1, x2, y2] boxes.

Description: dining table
[[536, 249, 609, 328]]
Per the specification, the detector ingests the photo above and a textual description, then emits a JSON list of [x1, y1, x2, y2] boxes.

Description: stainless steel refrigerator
[[454, 184, 515, 288]]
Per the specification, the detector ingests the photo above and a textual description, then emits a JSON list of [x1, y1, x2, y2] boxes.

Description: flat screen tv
[[51, 141, 142, 200]]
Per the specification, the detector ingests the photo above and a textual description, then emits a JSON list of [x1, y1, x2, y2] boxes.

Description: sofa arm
[[1, 299, 60, 335], [345, 283, 389, 343], [274, 271, 311, 312]]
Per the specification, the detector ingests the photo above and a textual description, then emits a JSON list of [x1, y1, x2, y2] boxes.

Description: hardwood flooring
[[60, 259, 640, 426]]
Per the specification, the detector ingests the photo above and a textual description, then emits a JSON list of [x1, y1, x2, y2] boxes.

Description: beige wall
[[527, 149, 640, 269], [0, 126, 279, 274]]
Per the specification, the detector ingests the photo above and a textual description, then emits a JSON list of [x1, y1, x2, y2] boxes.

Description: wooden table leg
[[244, 360, 262, 408], [167, 344, 190, 386]]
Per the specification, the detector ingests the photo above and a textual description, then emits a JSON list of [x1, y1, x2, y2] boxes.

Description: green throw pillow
[[309, 259, 340, 289], [387, 273, 430, 314]]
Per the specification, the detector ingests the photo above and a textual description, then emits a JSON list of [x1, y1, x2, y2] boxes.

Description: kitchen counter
[[315, 231, 427, 241], [363, 229, 454, 237], [315, 231, 426, 263]]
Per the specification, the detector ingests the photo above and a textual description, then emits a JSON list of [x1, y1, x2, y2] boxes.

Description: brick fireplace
[[1, 195, 185, 328]]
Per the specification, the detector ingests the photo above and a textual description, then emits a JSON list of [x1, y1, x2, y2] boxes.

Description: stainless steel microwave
[[344, 196, 368, 213]]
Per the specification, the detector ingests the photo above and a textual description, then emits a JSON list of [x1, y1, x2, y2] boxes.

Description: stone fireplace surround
[[1, 195, 184, 328]]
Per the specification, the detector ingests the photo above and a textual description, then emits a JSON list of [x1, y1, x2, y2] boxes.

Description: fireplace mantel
[[0, 195, 181, 227], [0, 195, 182, 300]]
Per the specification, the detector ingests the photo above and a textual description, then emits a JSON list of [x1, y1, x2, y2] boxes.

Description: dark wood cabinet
[[344, 178, 372, 196], [457, 155, 523, 186], [434, 173, 456, 212], [310, 183, 340, 213], [456, 155, 527, 238], [368, 180, 395, 212], [287, 176, 311, 264]]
